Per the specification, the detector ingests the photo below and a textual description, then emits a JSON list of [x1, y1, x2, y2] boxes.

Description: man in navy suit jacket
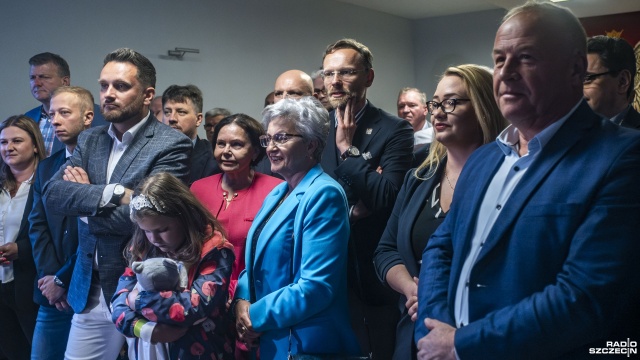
[[320, 38, 414, 359], [29, 85, 95, 360], [161, 84, 217, 184], [25, 52, 108, 156], [43, 48, 191, 359], [584, 35, 640, 130], [415, 3, 640, 360]]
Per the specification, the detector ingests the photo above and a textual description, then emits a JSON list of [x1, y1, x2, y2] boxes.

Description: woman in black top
[[374, 64, 508, 360]]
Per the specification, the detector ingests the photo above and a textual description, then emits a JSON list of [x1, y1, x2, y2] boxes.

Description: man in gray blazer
[[43, 48, 192, 359]]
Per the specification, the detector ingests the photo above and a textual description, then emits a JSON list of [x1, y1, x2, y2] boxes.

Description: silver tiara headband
[[130, 194, 167, 215]]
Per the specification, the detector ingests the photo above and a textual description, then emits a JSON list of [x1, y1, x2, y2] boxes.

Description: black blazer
[[621, 106, 640, 130], [320, 102, 414, 305], [29, 149, 79, 306], [373, 162, 445, 359], [10, 182, 38, 314], [188, 137, 218, 185]]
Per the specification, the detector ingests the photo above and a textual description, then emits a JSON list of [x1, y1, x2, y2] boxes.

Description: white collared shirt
[[0, 174, 35, 283], [99, 112, 150, 207]]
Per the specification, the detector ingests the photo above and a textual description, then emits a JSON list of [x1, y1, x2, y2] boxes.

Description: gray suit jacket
[[42, 115, 192, 312]]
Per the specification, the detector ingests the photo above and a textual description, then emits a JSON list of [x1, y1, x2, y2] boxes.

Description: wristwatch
[[53, 275, 66, 289], [110, 184, 125, 206], [340, 145, 361, 161]]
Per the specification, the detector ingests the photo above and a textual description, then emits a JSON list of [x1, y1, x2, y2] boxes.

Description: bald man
[[273, 69, 314, 102]]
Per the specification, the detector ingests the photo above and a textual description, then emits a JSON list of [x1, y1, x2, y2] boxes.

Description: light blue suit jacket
[[236, 164, 360, 358], [416, 101, 640, 359]]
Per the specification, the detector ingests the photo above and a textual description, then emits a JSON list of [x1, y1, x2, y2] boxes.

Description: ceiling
[[333, 0, 640, 20]]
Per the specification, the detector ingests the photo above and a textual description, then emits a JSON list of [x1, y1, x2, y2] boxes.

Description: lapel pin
[[362, 152, 372, 160], [366, 128, 372, 134]]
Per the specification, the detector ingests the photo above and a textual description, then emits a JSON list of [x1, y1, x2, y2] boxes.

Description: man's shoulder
[[622, 107, 640, 130], [364, 102, 409, 126], [42, 149, 66, 165], [149, 119, 190, 142], [414, 127, 433, 144], [572, 103, 640, 151], [78, 124, 108, 141], [24, 105, 42, 121], [37, 149, 66, 175], [193, 137, 212, 154]]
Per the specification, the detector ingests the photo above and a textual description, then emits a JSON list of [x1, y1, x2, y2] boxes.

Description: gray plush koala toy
[[131, 258, 189, 292]]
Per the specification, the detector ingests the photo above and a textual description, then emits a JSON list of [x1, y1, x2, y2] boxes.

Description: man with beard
[[162, 84, 217, 184], [43, 48, 192, 359], [25, 52, 107, 157], [319, 38, 414, 359]]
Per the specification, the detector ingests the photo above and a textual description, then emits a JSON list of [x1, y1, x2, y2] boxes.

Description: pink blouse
[[191, 172, 282, 297]]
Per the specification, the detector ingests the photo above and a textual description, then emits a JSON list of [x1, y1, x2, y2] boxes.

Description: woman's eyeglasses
[[426, 98, 470, 114], [259, 133, 303, 147]]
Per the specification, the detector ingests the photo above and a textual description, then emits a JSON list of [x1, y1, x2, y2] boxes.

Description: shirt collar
[[40, 105, 50, 120], [610, 105, 631, 125], [496, 99, 582, 157], [107, 111, 150, 145]]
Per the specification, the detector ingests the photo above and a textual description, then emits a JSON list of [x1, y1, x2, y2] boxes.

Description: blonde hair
[[415, 64, 507, 179], [51, 86, 95, 114]]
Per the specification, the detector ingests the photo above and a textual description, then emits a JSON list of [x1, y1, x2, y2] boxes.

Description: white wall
[[411, 9, 506, 98], [0, 0, 415, 138]]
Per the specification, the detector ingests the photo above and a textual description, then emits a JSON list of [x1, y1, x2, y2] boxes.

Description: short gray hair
[[503, 1, 586, 56], [311, 69, 323, 81], [398, 87, 427, 105], [205, 107, 231, 118], [261, 96, 328, 162]]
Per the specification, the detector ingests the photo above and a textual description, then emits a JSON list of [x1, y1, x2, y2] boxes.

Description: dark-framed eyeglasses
[[583, 71, 616, 84], [321, 69, 367, 80], [259, 133, 304, 147], [426, 98, 471, 114]]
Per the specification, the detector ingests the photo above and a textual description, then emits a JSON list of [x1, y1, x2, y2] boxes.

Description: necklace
[[444, 168, 455, 191], [222, 191, 238, 203]]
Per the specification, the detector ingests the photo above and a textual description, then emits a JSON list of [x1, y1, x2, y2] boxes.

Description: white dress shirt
[[0, 174, 34, 283]]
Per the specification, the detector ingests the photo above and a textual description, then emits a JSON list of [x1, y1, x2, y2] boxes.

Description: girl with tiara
[[111, 172, 235, 359]]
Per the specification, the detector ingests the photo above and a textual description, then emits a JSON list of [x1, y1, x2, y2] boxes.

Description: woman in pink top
[[191, 113, 282, 301], [191, 113, 281, 359]]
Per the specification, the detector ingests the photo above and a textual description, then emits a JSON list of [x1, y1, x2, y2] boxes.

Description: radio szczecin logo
[[589, 339, 637, 357]]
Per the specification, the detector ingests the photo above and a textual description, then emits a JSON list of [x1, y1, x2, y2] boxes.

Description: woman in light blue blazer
[[233, 97, 361, 359]]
